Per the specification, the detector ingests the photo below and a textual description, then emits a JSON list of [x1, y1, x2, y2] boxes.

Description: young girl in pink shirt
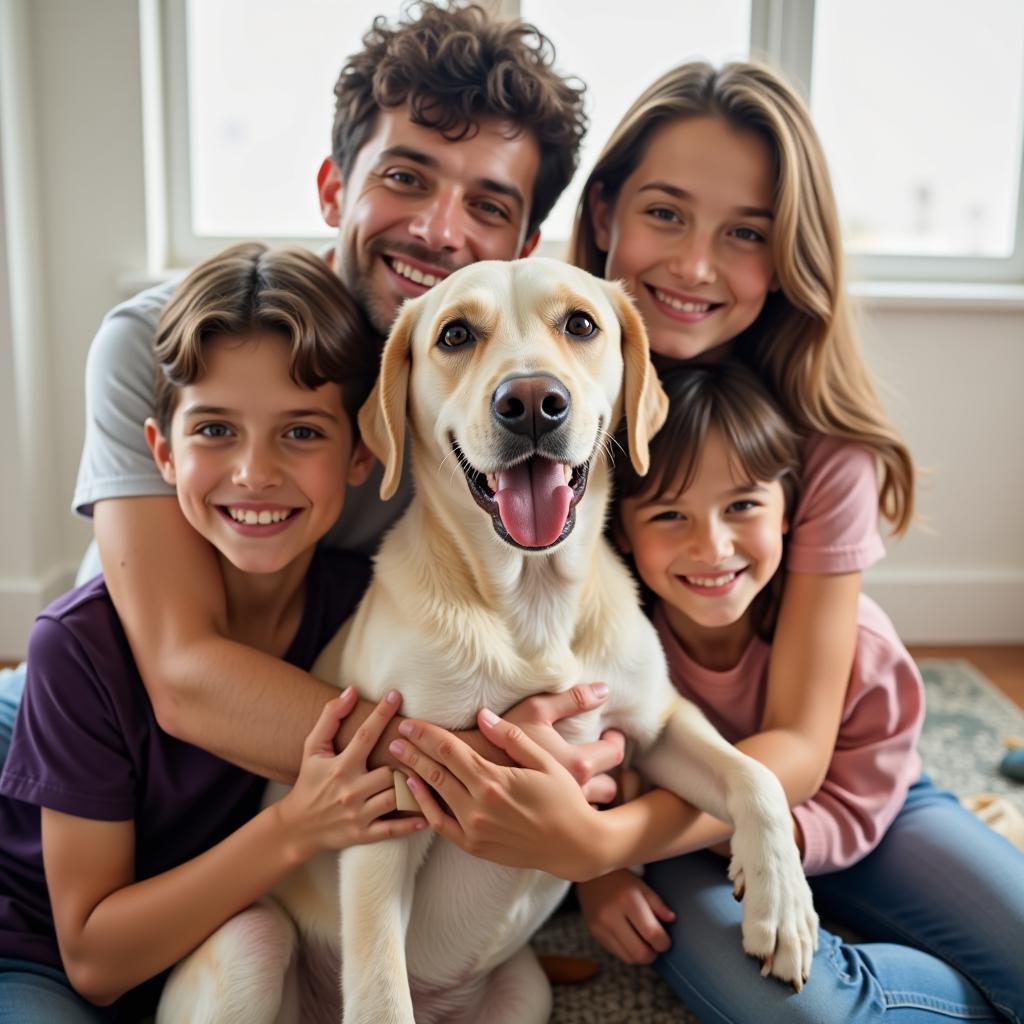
[[598, 362, 1023, 1022]]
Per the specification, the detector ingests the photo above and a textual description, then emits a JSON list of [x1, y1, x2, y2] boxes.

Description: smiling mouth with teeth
[[452, 442, 591, 551], [222, 507, 297, 526], [651, 286, 721, 315], [680, 568, 746, 589], [386, 257, 446, 289]]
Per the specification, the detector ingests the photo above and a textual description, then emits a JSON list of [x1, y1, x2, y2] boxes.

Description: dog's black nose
[[492, 374, 571, 438]]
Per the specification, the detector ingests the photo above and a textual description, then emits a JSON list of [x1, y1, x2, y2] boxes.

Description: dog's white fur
[[157, 259, 817, 1024]]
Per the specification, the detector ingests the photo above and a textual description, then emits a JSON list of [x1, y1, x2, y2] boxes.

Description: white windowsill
[[849, 280, 1024, 312]]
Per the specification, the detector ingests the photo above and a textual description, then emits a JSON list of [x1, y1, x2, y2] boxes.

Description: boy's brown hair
[[154, 242, 379, 436], [332, 1, 587, 238], [614, 362, 802, 640]]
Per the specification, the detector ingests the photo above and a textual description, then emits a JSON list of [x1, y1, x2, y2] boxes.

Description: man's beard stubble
[[337, 236, 462, 336]]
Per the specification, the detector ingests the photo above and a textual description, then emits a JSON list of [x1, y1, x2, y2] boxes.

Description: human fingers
[[581, 772, 618, 805], [303, 687, 358, 758], [475, 708, 562, 773], [404, 775, 466, 846], [388, 729, 475, 811], [624, 921, 661, 964], [571, 729, 626, 781], [595, 916, 654, 965], [631, 890, 674, 954], [647, 884, 677, 926], [364, 813, 428, 841], [336, 690, 402, 767], [522, 683, 610, 726], [589, 924, 634, 965], [361, 781, 429, 824], [393, 719, 489, 796], [346, 764, 401, 802], [359, 785, 399, 820]]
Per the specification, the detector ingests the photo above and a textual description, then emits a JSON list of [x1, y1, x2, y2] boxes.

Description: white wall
[[0, 0, 1021, 658], [859, 296, 1024, 641], [0, 0, 147, 657]]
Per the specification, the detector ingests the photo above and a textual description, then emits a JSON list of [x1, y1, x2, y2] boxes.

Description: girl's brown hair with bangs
[[154, 243, 379, 436], [574, 60, 915, 536], [614, 362, 801, 640]]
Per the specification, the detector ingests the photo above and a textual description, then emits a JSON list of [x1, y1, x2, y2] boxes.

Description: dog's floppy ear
[[609, 283, 668, 476], [357, 302, 415, 500]]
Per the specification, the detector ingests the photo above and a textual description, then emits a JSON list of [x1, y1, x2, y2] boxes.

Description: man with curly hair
[[324, 2, 587, 335], [0, 4, 621, 796]]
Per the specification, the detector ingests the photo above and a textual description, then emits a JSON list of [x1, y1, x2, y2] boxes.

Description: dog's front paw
[[728, 838, 818, 991]]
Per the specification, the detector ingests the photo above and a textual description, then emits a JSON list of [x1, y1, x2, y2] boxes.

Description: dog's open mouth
[[454, 443, 591, 550]]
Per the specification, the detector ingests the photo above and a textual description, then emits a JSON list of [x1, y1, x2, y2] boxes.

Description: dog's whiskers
[[437, 449, 461, 486], [594, 428, 624, 467]]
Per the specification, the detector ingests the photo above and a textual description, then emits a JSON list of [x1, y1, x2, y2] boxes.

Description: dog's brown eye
[[438, 321, 474, 349], [565, 312, 597, 340]]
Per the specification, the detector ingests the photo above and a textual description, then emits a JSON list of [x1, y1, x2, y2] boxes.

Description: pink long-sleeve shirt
[[653, 435, 925, 874]]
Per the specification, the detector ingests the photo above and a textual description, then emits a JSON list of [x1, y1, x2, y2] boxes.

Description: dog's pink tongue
[[495, 457, 572, 548]]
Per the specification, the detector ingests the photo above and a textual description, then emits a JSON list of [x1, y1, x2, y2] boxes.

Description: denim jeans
[[0, 959, 108, 1023], [646, 777, 1024, 1023], [0, 665, 26, 770]]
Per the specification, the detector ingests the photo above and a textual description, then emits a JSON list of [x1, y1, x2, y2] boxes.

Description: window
[[153, 0, 1024, 282], [810, 0, 1024, 282], [186, 0, 406, 240], [519, 0, 751, 242], [152, 0, 404, 264]]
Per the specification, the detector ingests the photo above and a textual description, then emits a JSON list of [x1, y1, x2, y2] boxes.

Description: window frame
[[148, 0, 1024, 284]]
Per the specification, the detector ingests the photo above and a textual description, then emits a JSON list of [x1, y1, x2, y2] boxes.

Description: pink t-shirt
[[653, 438, 924, 874], [786, 434, 886, 575], [655, 597, 924, 874]]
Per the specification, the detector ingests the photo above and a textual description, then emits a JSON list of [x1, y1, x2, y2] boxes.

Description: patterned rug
[[533, 659, 1024, 1024]]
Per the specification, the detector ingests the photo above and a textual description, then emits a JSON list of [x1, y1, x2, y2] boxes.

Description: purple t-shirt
[[0, 547, 369, 1016]]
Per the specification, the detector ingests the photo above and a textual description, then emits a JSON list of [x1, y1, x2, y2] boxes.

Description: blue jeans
[[0, 665, 26, 769], [646, 777, 1024, 1023], [0, 959, 108, 1023]]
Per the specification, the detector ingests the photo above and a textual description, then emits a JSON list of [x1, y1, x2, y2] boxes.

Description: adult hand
[[504, 684, 625, 804], [577, 869, 675, 965], [389, 708, 610, 881]]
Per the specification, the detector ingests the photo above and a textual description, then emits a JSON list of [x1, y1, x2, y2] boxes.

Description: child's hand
[[503, 685, 625, 804], [577, 869, 676, 965], [276, 688, 426, 863], [390, 709, 607, 880]]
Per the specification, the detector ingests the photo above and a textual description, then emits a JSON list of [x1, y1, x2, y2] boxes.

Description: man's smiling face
[[318, 108, 542, 335]]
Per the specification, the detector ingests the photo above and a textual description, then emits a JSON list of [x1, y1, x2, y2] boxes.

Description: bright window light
[[186, 0, 404, 237], [520, 0, 751, 241], [811, 0, 1024, 259], [187, 0, 749, 241]]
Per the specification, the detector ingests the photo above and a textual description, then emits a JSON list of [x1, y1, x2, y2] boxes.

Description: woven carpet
[[533, 659, 1024, 1024]]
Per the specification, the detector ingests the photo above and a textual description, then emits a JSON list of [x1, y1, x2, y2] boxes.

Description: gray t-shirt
[[73, 279, 412, 563]]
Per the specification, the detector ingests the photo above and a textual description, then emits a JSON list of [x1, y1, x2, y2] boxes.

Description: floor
[[908, 645, 1024, 711]]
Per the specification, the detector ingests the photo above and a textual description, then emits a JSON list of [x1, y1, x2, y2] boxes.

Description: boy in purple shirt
[[0, 243, 426, 1022]]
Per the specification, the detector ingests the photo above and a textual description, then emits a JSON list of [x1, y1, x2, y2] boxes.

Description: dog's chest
[[342, 564, 585, 726]]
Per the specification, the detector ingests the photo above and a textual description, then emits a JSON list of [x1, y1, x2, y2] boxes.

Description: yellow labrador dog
[[157, 258, 816, 1023]]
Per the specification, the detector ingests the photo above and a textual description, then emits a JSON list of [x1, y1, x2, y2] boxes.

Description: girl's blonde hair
[[572, 61, 914, 534]]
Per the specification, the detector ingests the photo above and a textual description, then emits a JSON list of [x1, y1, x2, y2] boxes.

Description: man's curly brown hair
[[332, 1, 587, 238]]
